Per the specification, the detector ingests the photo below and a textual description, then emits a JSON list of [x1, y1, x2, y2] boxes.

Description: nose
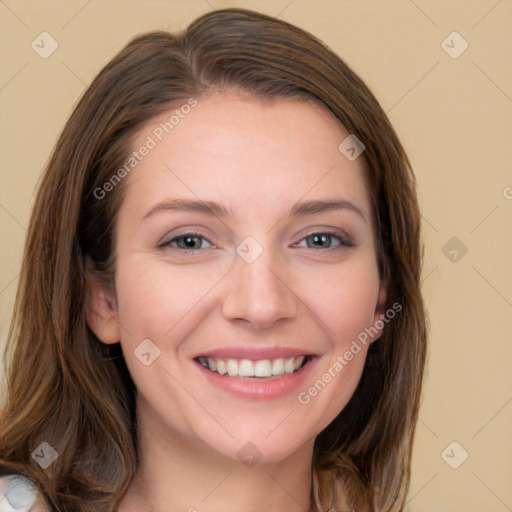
[[221, 245, 298, 330]]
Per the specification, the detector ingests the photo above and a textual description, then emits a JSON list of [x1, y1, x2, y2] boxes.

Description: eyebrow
[[143, 198, 230, 220], [289, 199, 365, 221], [142, 198, 365, 222]]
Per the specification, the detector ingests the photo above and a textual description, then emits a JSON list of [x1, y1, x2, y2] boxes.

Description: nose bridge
[[221, 237, 298, 328]]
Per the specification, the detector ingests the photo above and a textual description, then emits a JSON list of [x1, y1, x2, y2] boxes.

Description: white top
[[0, 475, 48, 512]]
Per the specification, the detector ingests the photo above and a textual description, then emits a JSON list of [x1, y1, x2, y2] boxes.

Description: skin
[[87, 90, 386, 512]]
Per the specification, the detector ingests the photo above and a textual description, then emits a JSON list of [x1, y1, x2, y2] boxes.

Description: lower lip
[[194, 358, 318, 401]]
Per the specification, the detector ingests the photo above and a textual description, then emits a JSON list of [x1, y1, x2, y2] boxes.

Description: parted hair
[[0, 8, 427, 512]]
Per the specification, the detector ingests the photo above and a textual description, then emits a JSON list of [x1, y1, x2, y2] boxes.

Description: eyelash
[[158, 229, 354, 252]]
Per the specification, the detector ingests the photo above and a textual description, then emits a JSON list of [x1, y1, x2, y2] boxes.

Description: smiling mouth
[[195, 355, 313, 378]]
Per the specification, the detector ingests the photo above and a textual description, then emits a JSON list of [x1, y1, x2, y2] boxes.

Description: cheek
[[294, 256, 380, 421], [114, 257, 222, 343], [302, 255, 381, 341], [112, 257, 213, 430]]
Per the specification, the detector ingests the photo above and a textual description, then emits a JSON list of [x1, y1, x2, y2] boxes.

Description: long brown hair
[[1, 8, 427, 512]]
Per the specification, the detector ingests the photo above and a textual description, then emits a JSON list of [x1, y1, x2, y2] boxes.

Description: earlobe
[[86, 276, 121, 345]]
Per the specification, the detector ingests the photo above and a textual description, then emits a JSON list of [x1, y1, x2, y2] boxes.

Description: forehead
[[120, 91, 371, 223]]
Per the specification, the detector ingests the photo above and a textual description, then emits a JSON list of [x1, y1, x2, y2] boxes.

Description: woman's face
[[95, 90, 385, 464]]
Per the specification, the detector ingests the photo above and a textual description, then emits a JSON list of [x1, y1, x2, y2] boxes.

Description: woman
[[0, 8, 427, 512]]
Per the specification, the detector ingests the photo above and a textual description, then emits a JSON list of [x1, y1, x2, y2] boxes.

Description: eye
[[158, 230, 353, 252], [296, 230, 353, 249], [159, 233, 214, 251]]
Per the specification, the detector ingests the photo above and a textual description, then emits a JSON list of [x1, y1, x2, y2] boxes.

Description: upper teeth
[[198, 356, 306, 377]]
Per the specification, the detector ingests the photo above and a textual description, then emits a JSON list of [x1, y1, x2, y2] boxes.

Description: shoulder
[[0, 474, 50, 512]]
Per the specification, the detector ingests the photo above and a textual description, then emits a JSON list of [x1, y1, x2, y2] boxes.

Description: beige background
[[1, 1, 511, 510]]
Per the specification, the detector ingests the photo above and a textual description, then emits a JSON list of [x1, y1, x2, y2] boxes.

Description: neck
[[120, 398, 315, 512]]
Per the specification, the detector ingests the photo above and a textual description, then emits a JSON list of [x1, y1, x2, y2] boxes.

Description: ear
[[86, 275, 121, 345], [368, 282, 388, 344]]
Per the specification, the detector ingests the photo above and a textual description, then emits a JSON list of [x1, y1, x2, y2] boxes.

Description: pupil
[[312, 234, 329, 248], [185, 236, 198, 248]]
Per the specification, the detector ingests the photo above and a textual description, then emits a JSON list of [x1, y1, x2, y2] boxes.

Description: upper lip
[[194, 347, 316, 360]]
